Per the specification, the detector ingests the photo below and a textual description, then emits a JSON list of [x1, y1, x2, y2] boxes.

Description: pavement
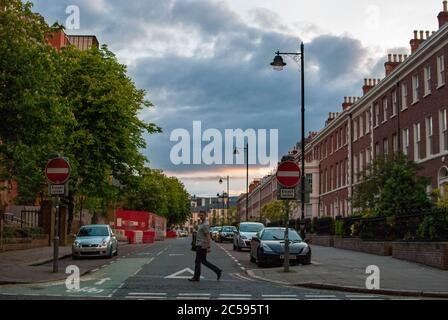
[[0, 241, 135, 285], [0, 238, 445, 300], [243, 245, 448, 298]]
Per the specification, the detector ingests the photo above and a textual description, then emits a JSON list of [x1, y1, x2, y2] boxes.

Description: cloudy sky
[[34, 0, 444, 197]]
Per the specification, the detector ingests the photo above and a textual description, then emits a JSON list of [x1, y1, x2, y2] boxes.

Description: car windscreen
[[239, 224, 264, 233], [78, 226, 109, 237], [260, 229, 302, 241], [223, 227, 236, 232]]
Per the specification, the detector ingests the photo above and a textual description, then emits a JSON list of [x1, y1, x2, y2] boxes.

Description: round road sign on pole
[[276, 161, 301, 188], [45, 157, 71, 185]]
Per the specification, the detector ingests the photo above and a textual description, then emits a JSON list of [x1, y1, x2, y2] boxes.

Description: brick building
[[237, 2, 448, 221]]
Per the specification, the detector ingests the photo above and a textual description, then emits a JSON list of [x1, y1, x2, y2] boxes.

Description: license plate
[[280, 255, 298, 260]]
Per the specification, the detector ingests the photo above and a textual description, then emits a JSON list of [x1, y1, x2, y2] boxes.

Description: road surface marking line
[[263, 298, 300, 301], [91, 269, 99, 272], [129, 292, 167, 296], [237, 263, 242, 266], [311, 260, 321, 265], [118, 283, 125, 289], [218, 298, 252, 300], [307, 298, 341, 301], [305, 295, 337, 298], [262, 295, 298, 297], [133, 268, 142, 276], [346, 295, 377, 298], [176, 297, 211, 300], [220, 294, 252, 297], [178, 293, 211, 296], [125, 296, 165, 300]]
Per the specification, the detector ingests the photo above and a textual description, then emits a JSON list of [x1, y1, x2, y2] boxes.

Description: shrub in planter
[[335, 220, 344, 237], [417, 214, 448, 241], [358, 218, 392, 241]]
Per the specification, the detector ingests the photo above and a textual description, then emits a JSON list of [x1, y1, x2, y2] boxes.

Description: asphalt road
[[0, 238, 404, 300]]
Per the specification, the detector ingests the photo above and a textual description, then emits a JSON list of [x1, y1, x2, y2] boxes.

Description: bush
[[417, 214, 448, 241], [13, 227, 44, 238], [335, 220, 344, 237], [358, 218, 392, 241], [313, 217, 335, 235]]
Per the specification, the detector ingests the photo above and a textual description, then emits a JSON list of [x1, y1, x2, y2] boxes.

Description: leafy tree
[[261, 201, 298, 224], [353, 153, 431, 216], [0, 0, 72, 204], [58, 44, 161, 232]]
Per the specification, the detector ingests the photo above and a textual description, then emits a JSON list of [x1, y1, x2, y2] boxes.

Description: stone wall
[[392, 242, 448, 270], [0, 235, 50, 252]]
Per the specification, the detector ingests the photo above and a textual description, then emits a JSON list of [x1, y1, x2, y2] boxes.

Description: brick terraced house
[[237, 2, 448, 221]]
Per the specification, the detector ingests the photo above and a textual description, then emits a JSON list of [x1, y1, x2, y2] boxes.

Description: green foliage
[[261, 201, 285, 223], [2, 226, 43, 238], [417, 213, 448, 241], [335, 220, 344, 237], [312, 216, 335, 235], [123, 168, 191, 225], [353, 153, 431, 217]]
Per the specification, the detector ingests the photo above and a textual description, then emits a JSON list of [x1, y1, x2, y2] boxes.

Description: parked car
[[233, 222, 264, 251], [212, 226, 222, 241], [210, 226, 219, 238], [179, 229, 189, 237], [218, 226, 237, 243], [249, 227, 311, 267], [72, 225, 118, 259]]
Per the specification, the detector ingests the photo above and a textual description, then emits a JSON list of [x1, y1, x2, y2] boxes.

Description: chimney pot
[[420, 30, 424, 39], [388, 54, 392, 62], [444, 1, 448, 12], [393, 54, 397, 62], [426, 31, 430, 39], [414, 30, 418, 39]]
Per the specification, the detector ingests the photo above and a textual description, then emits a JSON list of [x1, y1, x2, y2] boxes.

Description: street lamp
[[234, 144, 249, 222], [219, 176, 230, 223], [270, 42, 307, 240]]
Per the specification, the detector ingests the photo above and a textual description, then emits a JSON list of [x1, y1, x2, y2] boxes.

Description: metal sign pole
[[53, 195, 60, 273], [284, 199, 290, 273]]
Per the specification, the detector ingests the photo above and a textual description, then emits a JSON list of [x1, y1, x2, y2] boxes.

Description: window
[[306, 173, 313, 191], [414, 123, 421, 160], [424, 65, 431, 96], [359, 151, 364, 174], [426, 116, 434, 156], [401, 83, 408, 110], [437, 54, 445, 87], [403, 128, 410, 156], [440, 109, 448, 152], [383, 138, 389, 156], [375, 142, 380, 158], [393, 133, 398, 153], [382, 97, 388, 123], [366, 110, 371, 133], [353, 119, 358, 141], [330, 136, 333, 154], [329, 166, 333, 191], [412, 74, 419, 103], [375, 104, 380, 127], [353, 155, 358, 183], [336, 163, 340, 188], [359, 115, 364, 137], [392, 90, 398, 116], [336, 131, 339, 150]]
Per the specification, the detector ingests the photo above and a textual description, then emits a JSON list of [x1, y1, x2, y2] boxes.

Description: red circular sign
[[276, 161, 301, 188], [45, 158, 71, 184]]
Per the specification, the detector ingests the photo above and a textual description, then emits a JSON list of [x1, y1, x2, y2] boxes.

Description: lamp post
[[234, 144, 249, 222], [271, 42, 307, 240]]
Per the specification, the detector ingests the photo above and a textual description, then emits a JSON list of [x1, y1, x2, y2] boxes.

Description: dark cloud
[[34, 0, 383, 189]]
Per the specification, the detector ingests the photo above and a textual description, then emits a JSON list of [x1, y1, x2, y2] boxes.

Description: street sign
[[276, 161, 301, 188], [278, 188, 295, 200], [49, 184, 65, 196], [45, 157, 71, 184]]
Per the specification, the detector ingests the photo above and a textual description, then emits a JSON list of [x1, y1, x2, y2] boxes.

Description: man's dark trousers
[[194, 246, 221, 279]]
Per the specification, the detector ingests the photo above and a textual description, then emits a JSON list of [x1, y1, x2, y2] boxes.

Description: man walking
[[189, 211, 222, 282]]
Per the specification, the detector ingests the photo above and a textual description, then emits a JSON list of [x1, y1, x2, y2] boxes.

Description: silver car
[[72, 225, 118, 259], [233, 222, 264, 251]]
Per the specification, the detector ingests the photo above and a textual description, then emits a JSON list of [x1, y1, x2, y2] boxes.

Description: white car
[[233, 222, 264, 251]]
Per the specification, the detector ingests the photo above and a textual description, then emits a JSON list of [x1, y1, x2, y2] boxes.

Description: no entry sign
[[276, 161, 301, 188], [45, 157, 71, 185]]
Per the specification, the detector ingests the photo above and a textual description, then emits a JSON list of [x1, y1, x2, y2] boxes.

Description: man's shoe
[[188, 278, 200, 282], [217, 270, 222, 281]]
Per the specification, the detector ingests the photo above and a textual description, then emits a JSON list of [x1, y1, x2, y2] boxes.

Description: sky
[[33, 0, 445, 197]]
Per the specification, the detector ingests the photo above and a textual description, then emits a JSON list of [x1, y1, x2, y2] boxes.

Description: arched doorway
[[438, 166, 448, 197]]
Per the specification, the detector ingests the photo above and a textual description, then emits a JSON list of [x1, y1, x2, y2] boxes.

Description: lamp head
[[271, 52, 286, 71]]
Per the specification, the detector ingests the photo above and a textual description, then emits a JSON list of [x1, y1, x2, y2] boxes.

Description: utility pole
[[284, 200, 290, 272], [53, 196, 60, 273]]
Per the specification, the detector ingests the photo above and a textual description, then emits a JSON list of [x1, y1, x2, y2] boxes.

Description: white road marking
[[262, 294, 298, 298], [311, 260, 321, 265], [305, 295, 337, 298], [218, 297, 252, 300], [220, 294, 252, 297], [176, 297, 211, 300], [91, 269, 99, 272], [169, 254, 185, 256], [133, 268, 142, 276], [129, 292, 167, 296], [125, 296, 165, 300], [263, 298, 300, 301], [178, 293, 211, 296]]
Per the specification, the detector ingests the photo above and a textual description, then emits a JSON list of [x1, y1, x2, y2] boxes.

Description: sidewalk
[[247, 245, 448, 298], [0, 241, 131, 285]]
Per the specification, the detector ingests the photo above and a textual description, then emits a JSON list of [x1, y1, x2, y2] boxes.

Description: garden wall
[[309, 234, 334, 247], [392, 242, 448, 270], [0, 235, 49, 252]]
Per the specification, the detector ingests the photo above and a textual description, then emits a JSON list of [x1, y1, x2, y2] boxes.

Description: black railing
[[20, 209, 41, 228]]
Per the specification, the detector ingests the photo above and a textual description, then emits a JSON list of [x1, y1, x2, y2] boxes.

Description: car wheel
[[302, 252, 311, 265], [233, 243, 237, 250], [107, 247, 114, 259], [114, 247, 118, 256], [72, 254, 79, 260]]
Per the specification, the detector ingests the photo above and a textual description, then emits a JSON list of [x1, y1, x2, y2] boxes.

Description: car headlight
[[262, 243, 273, 252], [101, 240, 108, 247], [74, 241, 81, 248], [302, 246, 310, 254]]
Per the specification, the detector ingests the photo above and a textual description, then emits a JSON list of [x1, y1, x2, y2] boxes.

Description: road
[[0, 238, 402, 300]]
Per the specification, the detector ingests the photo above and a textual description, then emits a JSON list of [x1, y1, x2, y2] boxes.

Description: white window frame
[[353, 119, 358, 141], [440, 109, 448, 152], [437, 54, 445, 88], [403, 128, 410, 156], [414, 123, 421, 161], [424, 65, 431, 96], [426, 116, 433, 157], [383, 138, 388, 156], [366, 110, 371, 133], [393, 133, 398, 153], [412, 74, 419, 104], [353, 155, 358, 183], [359, 115, 364, 138], [382, 97, 388, 123], [392, 90, 398, 116], [375, 104, 380, 128], [401, 83, 408, 110]]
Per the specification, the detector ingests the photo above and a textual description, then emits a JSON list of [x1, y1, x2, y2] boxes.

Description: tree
[[123, 168, 191, 225], [0, 0, 72, 204], [59, 44, 161, 232], [261, 201, 297, 224], [353, 153, 431, 216]]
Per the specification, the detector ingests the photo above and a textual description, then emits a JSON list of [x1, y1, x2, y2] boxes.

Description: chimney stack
[[342, 96, 360, 111], [362, 78, 381, 95], [410, 30, 430, 53], [439, 1, 448, 28], [384, 53, 407, 76]]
